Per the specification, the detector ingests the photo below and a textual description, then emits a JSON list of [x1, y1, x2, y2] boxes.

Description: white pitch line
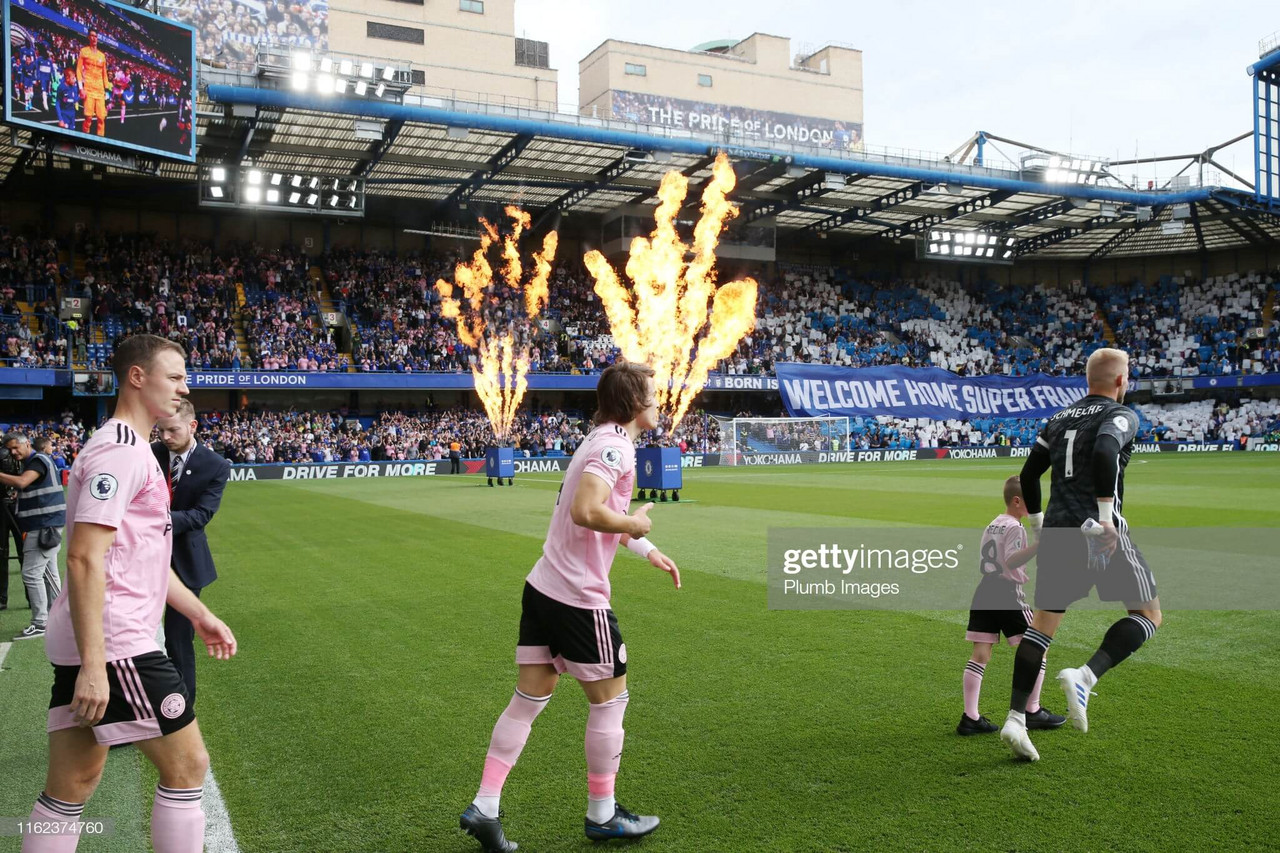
[[0, 641, 11, 672], [203, 768, 241, 853]]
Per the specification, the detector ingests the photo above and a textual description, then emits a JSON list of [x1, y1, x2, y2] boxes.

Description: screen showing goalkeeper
[[76, 30, 108, 137]]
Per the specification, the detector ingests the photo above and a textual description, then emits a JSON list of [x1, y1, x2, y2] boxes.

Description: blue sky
[[514, 0, 1266, 185]]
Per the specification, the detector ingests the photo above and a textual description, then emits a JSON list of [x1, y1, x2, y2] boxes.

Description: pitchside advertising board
[[3, 0, 196, 162], [227, 442, 1279, 481]]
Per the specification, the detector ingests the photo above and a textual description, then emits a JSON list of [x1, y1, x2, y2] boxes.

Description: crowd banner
[[225, 442, 1278, 481], [775, 363, 1089, 420]]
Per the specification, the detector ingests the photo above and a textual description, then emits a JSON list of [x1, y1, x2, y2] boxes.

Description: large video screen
[[4, 0, 196, 162]]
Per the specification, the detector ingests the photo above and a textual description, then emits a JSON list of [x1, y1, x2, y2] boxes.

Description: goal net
[[711, 416, 851, 466]]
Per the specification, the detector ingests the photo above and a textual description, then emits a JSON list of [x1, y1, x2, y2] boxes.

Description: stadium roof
[[3, 68, 1278, 260]]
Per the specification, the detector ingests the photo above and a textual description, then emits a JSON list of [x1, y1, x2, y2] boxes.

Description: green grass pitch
[[2, 454, 1278, 851]]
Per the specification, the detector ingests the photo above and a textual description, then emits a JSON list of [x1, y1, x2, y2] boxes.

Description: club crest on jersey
[[90, 473, 118, 500], [1113, 415, 1131, 432], [601, 447, 623, 469], [617, 643, 627, 664]]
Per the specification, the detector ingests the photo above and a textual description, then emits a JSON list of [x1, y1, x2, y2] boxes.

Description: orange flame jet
[[583, 152, 758, 430], [435, 206, 558, 441]]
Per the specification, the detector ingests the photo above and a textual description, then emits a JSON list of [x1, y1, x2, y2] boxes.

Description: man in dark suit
[[153, 399, 231, 708]]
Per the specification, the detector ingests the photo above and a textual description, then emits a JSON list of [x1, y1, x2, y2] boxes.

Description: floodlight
[[266, 189, 280, 203], [289, 191, 301, 204], [210, 167, 226, 183], [291, 72, 308, 90], [247, 170, 262, 184], [355, 81, 368, 96], [316, 74, 334, 93], [209, 186, 224, 198], [245, 187, 261, 203], [292, 51, 310, 71], [360, 62, 374, 78]]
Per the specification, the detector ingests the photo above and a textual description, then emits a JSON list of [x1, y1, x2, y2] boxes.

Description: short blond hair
[[1003, 474, 1023, 506], [1086, 347, 1128, 388]]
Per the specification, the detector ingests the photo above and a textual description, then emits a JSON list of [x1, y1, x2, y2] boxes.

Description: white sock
[[1080, 665, 1098, 689], [587, 795, 615, 824], [1006, 709, 1026, 727], [472, 795, 500, 819]]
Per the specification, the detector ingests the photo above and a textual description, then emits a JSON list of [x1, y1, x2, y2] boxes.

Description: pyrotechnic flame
[[436, 206, 558, 441], [584, 152, 758, 430]]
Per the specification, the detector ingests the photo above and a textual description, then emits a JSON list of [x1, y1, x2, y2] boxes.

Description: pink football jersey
[[526, 423, 636, 609], [45, 420, 173, 665], [980, 513, 1029, 585]]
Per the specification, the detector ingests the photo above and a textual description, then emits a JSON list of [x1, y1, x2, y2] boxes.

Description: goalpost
[[711, 416, 851, 466]]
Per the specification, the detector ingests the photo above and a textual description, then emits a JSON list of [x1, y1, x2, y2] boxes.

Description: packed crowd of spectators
[[0, 410, 88, 467], [326, 249, 601, 374], [325, 250, 468, 372], [78, 233, 241, 370], [5, 232, 1280, 384], [171, 0, 329, 70], [724, 413, 1048, 452], [197, 407, 588, 463], [243, 295, 345, 372], [1101, 272, 1280, 377], [0, 230, 63, 304], [1, 310, 68, 367], [1136, 398, 1280, 444]]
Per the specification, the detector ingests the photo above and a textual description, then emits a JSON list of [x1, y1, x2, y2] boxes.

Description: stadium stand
[[196, 408, 587, 463], [7, 232, 1280, 390]]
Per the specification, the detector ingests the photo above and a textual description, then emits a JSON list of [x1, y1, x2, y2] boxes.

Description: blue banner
[[775, 363, 1088, 420], [187, 371, 782, 392]]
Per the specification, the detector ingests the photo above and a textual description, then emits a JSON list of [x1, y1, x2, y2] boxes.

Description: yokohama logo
[[940, 448, 998, 459]]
